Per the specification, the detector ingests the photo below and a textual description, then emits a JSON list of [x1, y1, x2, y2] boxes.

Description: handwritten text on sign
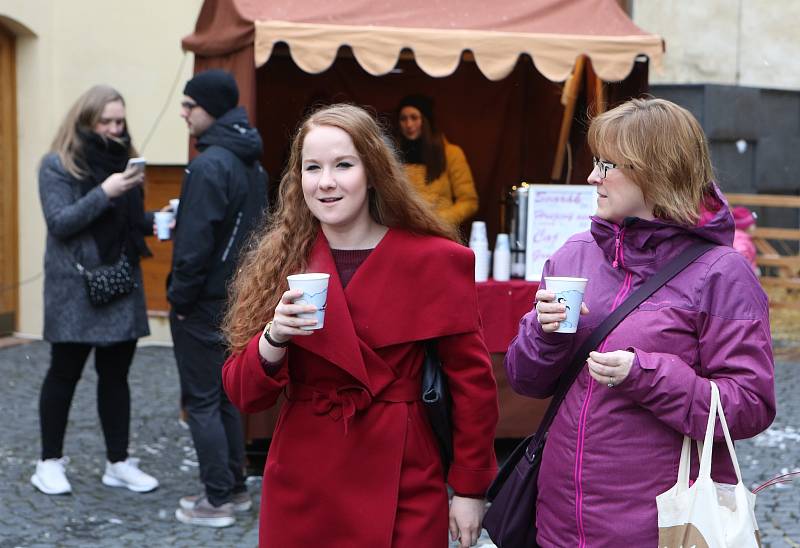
[[525, 184, 597, 281]]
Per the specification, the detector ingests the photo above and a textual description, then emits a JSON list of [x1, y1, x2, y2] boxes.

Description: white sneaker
[[180, 491, 252, 513], [102, 457, 159, 493], [175, 496, 235, 528], [31, 457, 72, 495]]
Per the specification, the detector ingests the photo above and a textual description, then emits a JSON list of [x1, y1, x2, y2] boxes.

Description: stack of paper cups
[[469, 221, 491, 282], [473, 247, 491, 283], [493, 234, 511, 281], [469, 221, 488, 247]]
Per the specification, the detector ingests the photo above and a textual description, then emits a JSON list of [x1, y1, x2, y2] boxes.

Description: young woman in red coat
[[222, 104, 498, 547]]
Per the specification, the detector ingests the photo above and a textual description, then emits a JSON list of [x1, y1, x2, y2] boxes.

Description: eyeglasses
[[592, 156, 623, 179], [592, 156, 636, 179], [180, 101, 199, 111]]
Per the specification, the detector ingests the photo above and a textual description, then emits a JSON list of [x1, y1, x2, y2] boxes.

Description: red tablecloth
[[476, 279, 539, 353]]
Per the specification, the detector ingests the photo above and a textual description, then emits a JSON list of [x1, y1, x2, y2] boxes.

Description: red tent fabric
[[185, 0, 659, 51], [182, 0, 663, 116]]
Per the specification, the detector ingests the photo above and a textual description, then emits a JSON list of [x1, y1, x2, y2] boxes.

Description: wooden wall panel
[[141, 165, 184, 313], [0, 25, 18, 334]]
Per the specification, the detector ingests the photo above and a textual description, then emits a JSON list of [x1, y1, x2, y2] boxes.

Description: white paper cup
[[493, 234, 511, 281], [471, 244, 491, 283], [169, 199, 180, 216], [469, 221, 488, 247], [544, 276, 589, 333], [154, 211, 174, 241], [287, 273, 330, 330]]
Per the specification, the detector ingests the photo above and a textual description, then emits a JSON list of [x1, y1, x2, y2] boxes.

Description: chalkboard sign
[[524, 184, 597, 281]]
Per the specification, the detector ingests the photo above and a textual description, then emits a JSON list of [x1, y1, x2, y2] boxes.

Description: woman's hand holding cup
[[535, 289, 589, 333], [270, 289, 320, 341], [151, 204, 177, 238], [259, 289, 319, 360]]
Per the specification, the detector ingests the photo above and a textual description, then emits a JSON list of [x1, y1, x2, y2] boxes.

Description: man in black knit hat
[[169, 69, 269, 528]]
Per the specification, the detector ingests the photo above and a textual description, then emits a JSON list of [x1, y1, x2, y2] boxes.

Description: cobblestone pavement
[[0, 340, 798, 547], [738, 344, 800, 548]]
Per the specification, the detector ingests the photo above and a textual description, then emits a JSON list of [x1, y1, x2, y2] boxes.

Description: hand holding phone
[[101, 158, 146, 198], [126, 157, 146, 173]]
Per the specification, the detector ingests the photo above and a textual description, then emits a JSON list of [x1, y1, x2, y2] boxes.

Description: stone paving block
[[760, 90, 800, 138], [704, 85, 762, 141], [711, 140, 756, 193], [651, 85, 706, 124], [755, 136, 800, 193]]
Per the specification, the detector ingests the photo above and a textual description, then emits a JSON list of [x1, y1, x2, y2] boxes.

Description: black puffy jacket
[[167, 106, 269, 319]]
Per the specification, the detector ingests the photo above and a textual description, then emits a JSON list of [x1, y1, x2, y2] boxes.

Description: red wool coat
[[223, 228, 499, 547]]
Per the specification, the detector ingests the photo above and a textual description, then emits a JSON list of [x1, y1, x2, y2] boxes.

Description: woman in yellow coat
[[397, 95, 479, 226]]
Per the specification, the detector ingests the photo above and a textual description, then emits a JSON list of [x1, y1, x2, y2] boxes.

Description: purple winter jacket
[[505, 188, 776, 547]]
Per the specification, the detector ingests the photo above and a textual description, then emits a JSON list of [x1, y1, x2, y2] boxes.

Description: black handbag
[[483, 241, 717, 547], [421, 340, 453, 476], [74, 250, 137, 307]]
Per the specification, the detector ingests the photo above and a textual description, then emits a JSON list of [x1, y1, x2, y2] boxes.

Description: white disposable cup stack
[[169, 199, 180, 216], [469, 222, 490, 283], [469, 221, 488, 248], [154, 211, 174, 241], [493, 233, 511, 282], [544, 276, 589, 333], [472, 246, 491, 283], [287, 273, 330, 330]]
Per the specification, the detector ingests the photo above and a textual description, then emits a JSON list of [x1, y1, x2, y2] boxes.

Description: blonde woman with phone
[[33, 85, 158, 496]]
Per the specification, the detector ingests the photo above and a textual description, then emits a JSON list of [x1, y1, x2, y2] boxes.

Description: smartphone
[[126, 157, 146, 172]]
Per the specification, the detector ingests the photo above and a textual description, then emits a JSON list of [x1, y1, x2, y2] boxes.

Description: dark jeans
[[39, 340, 137, 462], [170, 312, 245, 507]]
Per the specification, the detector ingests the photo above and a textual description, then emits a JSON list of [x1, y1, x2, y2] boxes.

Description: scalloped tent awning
[[183, 0, 664, 83]]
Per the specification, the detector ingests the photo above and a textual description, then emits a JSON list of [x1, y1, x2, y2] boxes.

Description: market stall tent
[[180, 0, 664, 440], [182, 0, 663, 99], [181, 0, 663, 212]]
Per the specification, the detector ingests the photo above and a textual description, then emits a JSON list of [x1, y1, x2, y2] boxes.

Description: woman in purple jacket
[[505, 98, 775, 547]]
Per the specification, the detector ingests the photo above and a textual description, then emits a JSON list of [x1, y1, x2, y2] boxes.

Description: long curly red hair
[[223, 104, 460, 352]]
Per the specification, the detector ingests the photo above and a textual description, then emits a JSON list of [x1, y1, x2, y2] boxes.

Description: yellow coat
[[404, 142, 479, 225]]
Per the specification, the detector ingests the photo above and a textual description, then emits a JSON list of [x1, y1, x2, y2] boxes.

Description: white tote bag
[[656, 381, 761, 548]]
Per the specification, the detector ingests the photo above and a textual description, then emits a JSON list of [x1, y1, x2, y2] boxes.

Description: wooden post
[[594, 72, 606, 114], [550, 56, 586, 183]]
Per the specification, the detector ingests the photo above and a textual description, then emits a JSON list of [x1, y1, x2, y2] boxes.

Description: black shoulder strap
[[537, 241, 717, 444]]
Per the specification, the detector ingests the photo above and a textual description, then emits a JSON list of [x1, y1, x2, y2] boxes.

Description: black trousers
[[170, 312, 245, 506], [39, 340, 137, 462]]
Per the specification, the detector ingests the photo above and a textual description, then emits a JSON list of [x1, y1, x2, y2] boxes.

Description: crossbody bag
[[72, 246, 137, 307]]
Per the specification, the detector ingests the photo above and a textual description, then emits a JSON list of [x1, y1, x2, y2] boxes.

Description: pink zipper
[[574, 379, 595, 545], [611, 227, 626, 269], [576, 227, 630, 547]]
